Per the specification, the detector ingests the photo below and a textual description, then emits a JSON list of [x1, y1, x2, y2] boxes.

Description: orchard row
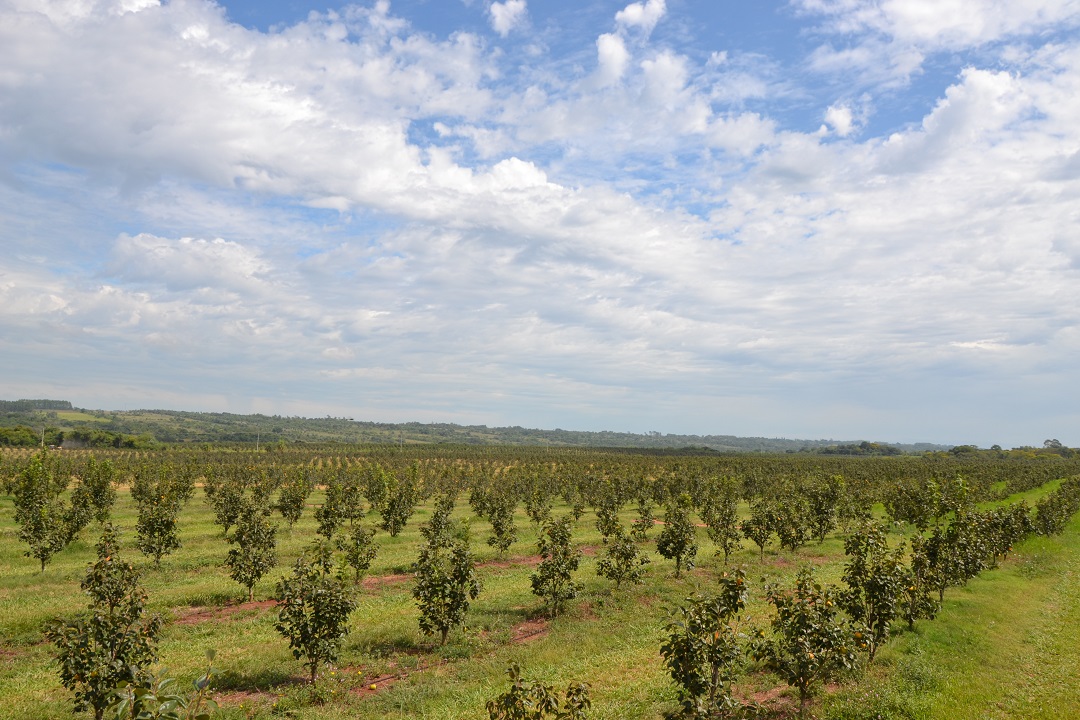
[[3, 446, 1080, 719]]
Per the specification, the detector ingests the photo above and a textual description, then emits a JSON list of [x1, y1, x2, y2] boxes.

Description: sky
[[2, 0, 1079, 447]]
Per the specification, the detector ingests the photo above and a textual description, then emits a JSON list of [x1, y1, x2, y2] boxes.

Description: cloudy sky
[[2, 0, 1079, 446]]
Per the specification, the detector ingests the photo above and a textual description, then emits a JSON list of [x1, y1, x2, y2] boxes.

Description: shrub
[[532, 517, 582, 617], [657, 494, 698, 578], [46, 525, 163, 720], [486, 663, 590, 720], [661, 568, 753, 718], [225, 499, 278, 601], [753, 567, 858, 713], [274, 542, 356, 685]]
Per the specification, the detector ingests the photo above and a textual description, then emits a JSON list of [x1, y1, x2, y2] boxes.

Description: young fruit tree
[[132, 465, 193, 567], [661, 568, 753, 719], [698, 478, 742, 565], [379, 467, 419, 537], [900, 533, 940, 630], [741, 500, 776, 561], [412, 536, 481, 645], [630, 496, 654, 542], [753, 567, 858, 713], [275, 468, 314, 528], [840, 522, 907, 662], [774, 494, 811, 553], [274, 542, 357, 685], [224, 499, 278, 601], [337, 523, 379, 584], [531, 516, 582, 617], [75, 455, 117, 525], [657, 493, 699, 578], [314, 477, 347, 539], [45, 525, 164, 720], [485, 663, 591, 720], [486, 491, 518, 554], [595, 523, 650, 590], [204, 476, 244, 537], [13, 452, 78, 571]]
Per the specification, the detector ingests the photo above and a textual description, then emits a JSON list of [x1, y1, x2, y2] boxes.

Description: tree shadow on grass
[[214, 666, 303, 693]]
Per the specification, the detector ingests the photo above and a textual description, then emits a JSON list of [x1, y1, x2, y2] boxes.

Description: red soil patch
[[750, 684, 789, 704], [350, 669, 402, 698], [652, 519, 709, 528], [479, 555, 544, 571], [361, 572, 412, 589], [766, 555, 794, 568], [510, 618, 549, 643], [172, 600, 277, 625]]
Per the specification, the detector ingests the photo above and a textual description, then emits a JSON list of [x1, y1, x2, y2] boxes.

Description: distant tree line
[[0, 399, 73, 412], [0, 426, 154, 449]]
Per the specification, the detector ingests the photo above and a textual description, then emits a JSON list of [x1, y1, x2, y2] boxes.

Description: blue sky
[[2, 0, 1080, 447]]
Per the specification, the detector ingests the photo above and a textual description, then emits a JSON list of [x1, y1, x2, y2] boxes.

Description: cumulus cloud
[[2, 0, 1080, 442], [797, 0, 1080, 82], [615, 0, 667, 37], [107, 234, 271, 296], [595, 32, 629, 86], [823, 103, 855, 136], [489, 0, 528, 38]]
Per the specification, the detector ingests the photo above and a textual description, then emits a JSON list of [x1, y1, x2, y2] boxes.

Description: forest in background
[[0, 399, 956, 453]]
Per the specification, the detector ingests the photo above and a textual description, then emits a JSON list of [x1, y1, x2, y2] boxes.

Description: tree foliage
[[132, 465, 193, 567], [840, 522, 907, 662], [412, 535, 481, 645], [661, 568, 753, 718], [274, 542, 356, 685], [45, 525, 163, 720], [595, 522, 650, 589], [486, 663, 591, 720], [657, 494, 698, 578], [13, 452, 81, 571], [224, 498, 278, 601], [531, 517, 582, 617], [753, 567, 858, 713]]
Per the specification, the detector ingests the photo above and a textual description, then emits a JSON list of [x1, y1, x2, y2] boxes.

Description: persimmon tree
[[274, 542, 356, 685], [741, 500, 776, 561], [657, 493, 698, 578], [595, 522, 650, 590], [753, 567, 858, 713], [661, 568, 753, 718], [531, 517, 582, 617], [13, 452, 77, 571], [225, 498, 278, 601], [486, 663, 591, 720], [840, 522, 907, 661], [46, 525, 163, 720]]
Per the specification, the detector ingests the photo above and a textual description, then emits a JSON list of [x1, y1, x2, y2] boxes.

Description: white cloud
[[615, 0, 667, 37], [1, 0, 1080, 443], [797, 0, 1080, 81], [489, 0, 527, 38], [824, 103, 855, 136], [595, 32, 629, 86], [107, 234, 272, 296]]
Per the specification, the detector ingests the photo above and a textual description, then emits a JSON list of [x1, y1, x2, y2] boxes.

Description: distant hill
[[0, 400, 949, 453]]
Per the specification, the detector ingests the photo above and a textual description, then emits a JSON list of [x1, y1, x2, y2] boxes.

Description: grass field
[[1, 477, 1078, 719]]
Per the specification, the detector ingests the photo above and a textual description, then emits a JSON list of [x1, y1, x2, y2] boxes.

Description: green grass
[[52, 411, 110, 424], [2, 481, 1079, 719], [821, 511, 1080, 720]]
